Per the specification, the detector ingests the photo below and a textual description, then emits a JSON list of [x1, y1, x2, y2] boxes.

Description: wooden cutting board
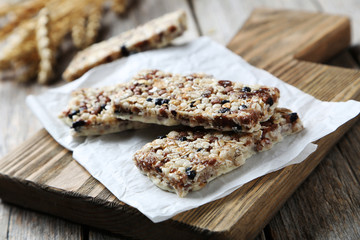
[[1, 9, 360, 240]]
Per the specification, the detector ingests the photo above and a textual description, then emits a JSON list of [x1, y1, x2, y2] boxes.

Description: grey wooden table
[[1, 0, 360, 239]]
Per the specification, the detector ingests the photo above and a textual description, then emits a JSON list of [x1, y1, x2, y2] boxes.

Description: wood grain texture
[[7, 207, 82, 240], [266, 122, 360, 240], [1, 8, 360, 240], [192, 0, 319, 45], [0, 1, 200, 239]]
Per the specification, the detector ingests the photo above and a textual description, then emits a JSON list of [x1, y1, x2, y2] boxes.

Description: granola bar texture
[[113, 69, 280, 132], [133, 108, 303, 197], [59, 85, 148, 136], [63, 10, 187, 81]]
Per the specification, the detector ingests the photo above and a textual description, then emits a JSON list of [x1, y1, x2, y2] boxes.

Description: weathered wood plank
[[0, 201, 10, 240], [192, 0, 319, 45], [266, 124, 360, 239], [316, 0, 360, 44], [260, 47, 360, 239], [7, 207, 82, 240]]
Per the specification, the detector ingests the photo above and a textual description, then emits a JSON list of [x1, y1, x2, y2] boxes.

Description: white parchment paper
[[26, 37, 360, 222]]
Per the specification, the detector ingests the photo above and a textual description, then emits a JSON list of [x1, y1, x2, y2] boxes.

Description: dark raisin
[[289, 113, 298, 123], [218, 80, 232, 88], [120, 45, 130, 56], [155, 98, 163, 105], [242, 86, 251, 92], [162, 99, 170, 104], [68, 110, 79, 119], [146, 98, 153, 102], [171, 110, 177, 116], [185, 167, 196, 180], [232, 125, 242, 132], [219, 108, 230, 113], [239, 105, 248, 110], [190, 101, 196, 107], [169, 25, 177, 32], [100, 104, 106, 111], [72, 120, 86, 131], [221, 100, 230, 104], [158, 135, 167, 139], [266, 97, 274, 106], [155, 167, 162, 173], [196, 148, 203, 152], [179, 136, 187, 141]]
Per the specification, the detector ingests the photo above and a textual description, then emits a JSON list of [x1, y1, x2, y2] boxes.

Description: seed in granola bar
[[219, 108, 230, 113], [218, 80, 232, 88], [185, 167, 196, 180], [221, 100, 230, 105], [155, 98, 163, 105], [146, 98, 153, 102], [289, 113, 298, 123], [190, 101, 196, 107], [155, 167, 162, 173], [242, 86, 251, 92], [239, 105, 248, 110], [162, 99, 170, 104], [179, 136, 187, 141], [72, 120, 86, 131], [68, 110, 80, 119], [201, 90, 212, 98], [266, 97, 274, 106], [120, 45, 130, 56], [158, 135, 167, 139], [196, 148, 203, 152]]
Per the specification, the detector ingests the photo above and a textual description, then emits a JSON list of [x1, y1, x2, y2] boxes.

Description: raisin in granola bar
[[113, 69, 280, 132], [59, 85, 148, 136], [133, 108, 303, 197], [63, 10, 187, 81]]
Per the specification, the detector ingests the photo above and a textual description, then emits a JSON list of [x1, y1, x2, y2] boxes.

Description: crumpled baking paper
[[26, 37, 360, 223]]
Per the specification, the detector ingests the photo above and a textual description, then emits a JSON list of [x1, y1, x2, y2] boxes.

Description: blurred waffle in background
[[0, 0, 128, 84]]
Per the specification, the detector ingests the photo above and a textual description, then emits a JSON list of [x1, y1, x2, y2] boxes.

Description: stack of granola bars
[[60, 69, 304, 197]]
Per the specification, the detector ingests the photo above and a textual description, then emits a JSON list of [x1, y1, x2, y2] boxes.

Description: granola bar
[[59, 85, 148, 136], [113, 70, 280, 132], [63, 10, 187, 81], [133, 108, 303, 197]]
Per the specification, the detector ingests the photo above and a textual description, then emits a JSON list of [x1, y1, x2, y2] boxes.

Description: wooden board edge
[[224, 115, 360, 239], [0, 173, 233, 239], [294, 15, 351, 63]]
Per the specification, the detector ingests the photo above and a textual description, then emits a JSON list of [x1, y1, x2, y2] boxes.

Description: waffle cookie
[[63, 10, 187, 81], [59, 85, 148, 136], [133, 108, 303, 197], [113, 69, 280, 132]]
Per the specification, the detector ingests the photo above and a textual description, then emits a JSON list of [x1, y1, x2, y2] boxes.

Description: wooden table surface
[[1, 0, 360, 239]]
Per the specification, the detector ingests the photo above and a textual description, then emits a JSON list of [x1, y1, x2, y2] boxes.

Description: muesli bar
[[63, 10, 187, 81], [59, 85, 148, 136], [133, 108, 304, 197], [113, 69, 280, 132]]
